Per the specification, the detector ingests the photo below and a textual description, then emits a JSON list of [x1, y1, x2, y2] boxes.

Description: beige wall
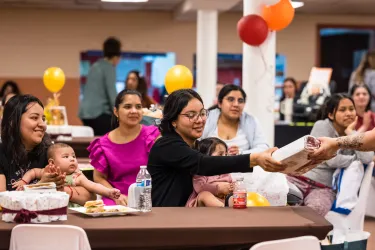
[[1, 8, 375, 124], [2, 8, 375, 80]]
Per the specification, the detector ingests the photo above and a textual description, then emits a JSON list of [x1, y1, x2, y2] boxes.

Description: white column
[[196, 10, 218, 108], [242, 0, 276, 147]]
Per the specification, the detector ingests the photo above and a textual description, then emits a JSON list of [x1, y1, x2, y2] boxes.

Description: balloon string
[[254, 32, 275, 114]]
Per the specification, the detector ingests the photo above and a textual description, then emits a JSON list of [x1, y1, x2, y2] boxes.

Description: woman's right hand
[[39, 164, 65, 188], [114, 194, 128, 206], [251, 147, 287, 172]]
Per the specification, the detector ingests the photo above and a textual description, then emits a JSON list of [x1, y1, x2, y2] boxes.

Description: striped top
[[208, 127, 250, 152]]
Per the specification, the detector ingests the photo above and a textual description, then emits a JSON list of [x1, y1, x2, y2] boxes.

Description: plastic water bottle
[[136, 166, 152, 212], [233, 176, 247, 209]]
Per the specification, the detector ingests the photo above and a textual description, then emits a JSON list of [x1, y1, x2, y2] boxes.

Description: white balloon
[[262, 0, 280, 5]]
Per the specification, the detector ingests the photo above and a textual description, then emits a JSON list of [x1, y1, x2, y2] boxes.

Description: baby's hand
[[108, 188, 121, 200], [12, 180, 27, 191]]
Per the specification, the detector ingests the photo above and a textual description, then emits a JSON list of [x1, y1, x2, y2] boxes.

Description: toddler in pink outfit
[[186, 137, 233, 207]]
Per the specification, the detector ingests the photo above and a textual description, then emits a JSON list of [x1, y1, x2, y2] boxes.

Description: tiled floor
[[365, 217, 375, 249]]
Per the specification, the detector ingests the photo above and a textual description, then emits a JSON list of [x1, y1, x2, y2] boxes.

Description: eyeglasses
[[225, 96, 245, 104], [180, 109, 209, 122]]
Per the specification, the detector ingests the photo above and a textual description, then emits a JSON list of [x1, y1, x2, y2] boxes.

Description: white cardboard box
[[272, 135, 320, 176]]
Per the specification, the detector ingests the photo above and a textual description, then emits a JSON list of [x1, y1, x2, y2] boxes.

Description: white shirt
[[208, 127, 250, 152]]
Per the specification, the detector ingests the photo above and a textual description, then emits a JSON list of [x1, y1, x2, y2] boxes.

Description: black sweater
[[147, 132, 253, 207], [0, 144, 48, 191]]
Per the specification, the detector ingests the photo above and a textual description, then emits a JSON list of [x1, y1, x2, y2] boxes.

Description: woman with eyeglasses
[[148, 89, 286, 207], [203, 84, 268, 155]]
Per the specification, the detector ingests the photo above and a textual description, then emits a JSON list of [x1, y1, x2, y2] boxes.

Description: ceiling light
[[101, 0, 149, 2], [291, 1, 304, 9]]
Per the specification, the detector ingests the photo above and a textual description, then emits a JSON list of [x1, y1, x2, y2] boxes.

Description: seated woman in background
[[88, 90, 160, 206], [202, 84, 268, 155], [349, 50, 375, 111], [125, 70, 157, 108], [350, 84, 375, 132], [0, 95, 95, 205], [287, 94, 374, 216], [0, 80, 20, 101], [279, 77, 298, 122]]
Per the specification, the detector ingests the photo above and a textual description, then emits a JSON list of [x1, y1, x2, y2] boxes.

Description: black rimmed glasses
[[180, 109, 209, 122]]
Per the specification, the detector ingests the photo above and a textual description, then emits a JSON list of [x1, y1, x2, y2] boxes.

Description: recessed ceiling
[[1, 0, 375, 15]]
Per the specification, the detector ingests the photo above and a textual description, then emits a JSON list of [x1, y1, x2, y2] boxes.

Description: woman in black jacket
[[148, 89, 286, 207]]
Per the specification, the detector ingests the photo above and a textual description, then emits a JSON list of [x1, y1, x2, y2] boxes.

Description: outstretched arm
[[309, 129, 375, 161], [75, 174, 120, 200]]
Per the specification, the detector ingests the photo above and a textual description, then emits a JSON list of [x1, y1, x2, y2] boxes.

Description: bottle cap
[[140, 166, 147, 169]]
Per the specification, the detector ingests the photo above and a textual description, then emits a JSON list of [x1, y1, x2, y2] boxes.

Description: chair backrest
[[10, 224, 91, 250], [348, 162, 374, 230], [365, 173, 375, 218], [250, 236, 320, 250]]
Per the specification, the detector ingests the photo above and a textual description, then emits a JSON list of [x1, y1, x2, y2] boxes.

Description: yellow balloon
[[43, 67, 65, 93], [247, 192, 271, 207], [164, 65, 193, 94]]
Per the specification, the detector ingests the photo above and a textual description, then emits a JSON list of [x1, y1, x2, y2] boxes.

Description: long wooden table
[[0, 207, 332, 250]]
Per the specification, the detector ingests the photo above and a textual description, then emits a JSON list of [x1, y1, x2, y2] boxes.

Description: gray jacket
[[202, 109, 269, 154], [304, 119, 374, 187]]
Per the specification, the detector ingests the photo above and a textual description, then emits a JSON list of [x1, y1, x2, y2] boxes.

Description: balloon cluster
[[237, 0, 295, 46]]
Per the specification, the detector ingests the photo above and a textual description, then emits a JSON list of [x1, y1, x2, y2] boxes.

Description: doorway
[[317, 25, 375, 93]]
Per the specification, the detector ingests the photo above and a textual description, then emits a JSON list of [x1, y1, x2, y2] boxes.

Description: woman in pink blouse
[[88, 90, 160, 205], [186, 137, 234, 207]]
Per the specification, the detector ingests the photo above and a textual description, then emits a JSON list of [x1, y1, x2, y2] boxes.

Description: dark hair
[[1, 93, 17, 107], [280, 77, 297, 102], [354, 50, 375, 84], [209, 84, 247, 110], [350, 84, 372, 112], [103, 37, 121, 59], [159, 89, 203, 135], [1, 95, 51, 169], [47, 143, 72, 159], [194, 137, 228, 156], [0, 81, 20, 98], [111, 89, 142, 129], [126, 70, 149, 96], [316, 93, 355, 121]]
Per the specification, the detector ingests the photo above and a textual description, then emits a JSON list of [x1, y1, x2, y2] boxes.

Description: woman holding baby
[[0, 95, 96, 205]]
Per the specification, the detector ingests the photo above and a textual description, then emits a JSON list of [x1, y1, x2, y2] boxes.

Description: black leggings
[[82, 114, 112, 136]]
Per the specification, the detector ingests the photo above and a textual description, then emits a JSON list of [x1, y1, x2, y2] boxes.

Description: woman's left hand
[[228, 145, 240, 155], [114, 194, 128, 206], [345, 116, 358, 135]]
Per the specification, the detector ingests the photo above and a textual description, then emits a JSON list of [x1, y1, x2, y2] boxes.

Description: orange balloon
[[247, 192, 271, 207], [262, 0, 295, 31]]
